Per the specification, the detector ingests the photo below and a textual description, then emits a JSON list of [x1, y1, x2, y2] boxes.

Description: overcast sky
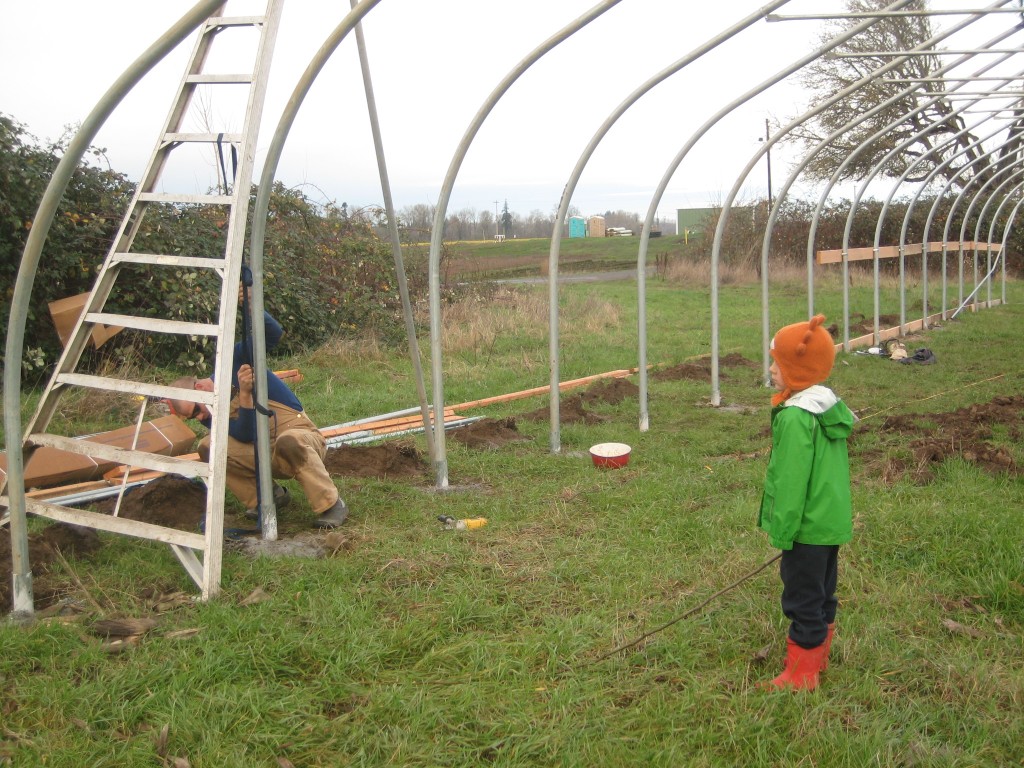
[[1, 1, 996, 220]]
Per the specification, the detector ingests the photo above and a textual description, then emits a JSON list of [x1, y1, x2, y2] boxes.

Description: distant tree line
[[395, 203, 675, 241]]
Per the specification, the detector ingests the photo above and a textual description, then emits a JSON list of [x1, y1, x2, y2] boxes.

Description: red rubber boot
[[820, 623, 836, 672], [768, 638, 827, 691]]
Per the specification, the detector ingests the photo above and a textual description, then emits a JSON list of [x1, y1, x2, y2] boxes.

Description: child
[[759, 314, 854, 690]]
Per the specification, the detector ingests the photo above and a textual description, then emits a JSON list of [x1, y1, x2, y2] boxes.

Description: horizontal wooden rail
[[817, 241, 1002, 265]]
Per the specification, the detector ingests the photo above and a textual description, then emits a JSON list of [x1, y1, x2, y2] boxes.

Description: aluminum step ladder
[[4, 0, 284, 604]]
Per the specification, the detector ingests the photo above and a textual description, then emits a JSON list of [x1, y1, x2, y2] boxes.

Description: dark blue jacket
[[202, 311, 303, 443]]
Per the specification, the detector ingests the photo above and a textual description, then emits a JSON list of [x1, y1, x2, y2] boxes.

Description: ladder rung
[[162, 132, 243, 145], [53, 373, 216, 406], [7, 497, 206, 550], [207, 16, 265, 29], [138, 192, 233, 205], [184, 74, 252, 85], [83, 313, 220, 338], [111, 253, 228, 270], [26, 433, 209, 479]]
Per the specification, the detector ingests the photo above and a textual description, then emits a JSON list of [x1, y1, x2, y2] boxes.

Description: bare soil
[[862, 394, 1024, 484], [520, 377, 642, 425], [450, 417, 532, 449], [322, 442, 428, 479], [652, 353, 758, 382]]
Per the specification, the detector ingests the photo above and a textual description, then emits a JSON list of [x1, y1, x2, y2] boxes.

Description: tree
[[0, 114, 133, 378], [790, 0, 1010, 188], [500, 200, 513, 239], [0, 113, 437, 378]]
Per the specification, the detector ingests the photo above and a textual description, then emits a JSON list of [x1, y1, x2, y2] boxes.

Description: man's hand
[[237, 364, 255, 408]]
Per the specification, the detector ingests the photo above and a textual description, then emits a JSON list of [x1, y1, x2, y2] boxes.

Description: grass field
[[2, 271, 1023, 767], [435, 234, 688, 281]]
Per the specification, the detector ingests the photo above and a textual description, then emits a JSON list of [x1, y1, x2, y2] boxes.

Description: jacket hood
[[784, 385, 855, 439], [784, 384, 838, 413]]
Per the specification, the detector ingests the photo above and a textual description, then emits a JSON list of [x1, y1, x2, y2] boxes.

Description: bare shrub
[[663, 257, 760, 286], [310, 332, 391, 368], [436, 286, 620, 355]]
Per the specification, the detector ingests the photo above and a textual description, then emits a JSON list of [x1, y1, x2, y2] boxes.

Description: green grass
[[436, 234, 688, 280], [3, 274, 1023, 767]]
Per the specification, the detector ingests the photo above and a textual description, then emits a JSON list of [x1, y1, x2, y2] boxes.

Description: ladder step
[[6, 497, 206, 551], [184, 74, 253, 85], [207, 15, 266, 29], [162, 132, 243, 145], [110, 253, 228, 269], [26, 433, 210, 479], [53, 373, 216, 407], [138, 192, 234, 205], [83, 313, 221, 338]]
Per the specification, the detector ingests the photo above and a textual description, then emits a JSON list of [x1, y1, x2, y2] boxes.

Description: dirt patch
[[450, 417, 533, 449], [652, 353, 757, 382], [1, 523, 103, 612], [323, 442, 428, 478], [848, 313, 901, 336], [93, 475, 207, 530], [520, 394, 608, 425], [580, 378, 639, 406], [861, 395, 1024, 483], [520, 377, 640, 425]]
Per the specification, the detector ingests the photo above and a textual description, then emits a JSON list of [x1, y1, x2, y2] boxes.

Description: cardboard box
[[48, 292, 125, 349], [0, 415, 196, 490]]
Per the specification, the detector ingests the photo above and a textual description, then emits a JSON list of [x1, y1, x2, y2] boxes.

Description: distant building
[[676, 207, 718, 241], [587, 215, 606, 238], [568, 215, 586, 238]]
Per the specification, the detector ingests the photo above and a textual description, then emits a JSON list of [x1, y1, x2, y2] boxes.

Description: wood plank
[[320, 408, 455, 439], [453, 368, 635, 410], [817, 240, 1002, 265]]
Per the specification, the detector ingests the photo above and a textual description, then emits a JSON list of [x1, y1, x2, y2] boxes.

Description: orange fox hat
[[770, 314, 835, 406]]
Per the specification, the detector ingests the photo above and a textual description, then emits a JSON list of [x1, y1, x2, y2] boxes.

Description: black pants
[[780, 542, 839, 649]]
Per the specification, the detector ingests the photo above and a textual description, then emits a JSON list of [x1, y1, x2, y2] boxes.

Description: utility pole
[[764, 117, 773, 209], [494, 200, 499, 239]]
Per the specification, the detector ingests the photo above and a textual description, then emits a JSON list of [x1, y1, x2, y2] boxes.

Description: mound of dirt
[[652, 353, 757, 382], [520, 377, 640, 425], [520, 394, 608, 425], [450, 417, 532, 449], [93, 474, 208, 530], [865, 394, 1024, 482], [849, 313, 901, 336], [323, 442, 428, 478], [580, 378, 639, 406], [1, 523, 103, 612]]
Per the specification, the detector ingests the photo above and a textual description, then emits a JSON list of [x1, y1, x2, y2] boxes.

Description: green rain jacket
[[758, 385, 854, 550]]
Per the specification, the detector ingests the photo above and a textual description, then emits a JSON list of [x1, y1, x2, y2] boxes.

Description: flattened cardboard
[[48, 292, 125, 349], [0, 415, 196, 490]]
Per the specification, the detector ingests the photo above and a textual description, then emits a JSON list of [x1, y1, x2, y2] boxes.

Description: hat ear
[[796, 314, 828, 355]]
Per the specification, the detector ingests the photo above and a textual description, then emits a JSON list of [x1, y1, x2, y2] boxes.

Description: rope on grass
[[586, 552, 782, 666], [856, 373, 1005, 423]]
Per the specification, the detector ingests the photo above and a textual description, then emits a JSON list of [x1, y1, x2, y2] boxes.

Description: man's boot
[[768, 638, 826, 691], [244, 484, 291, 521], [311, 498, 349, 529]]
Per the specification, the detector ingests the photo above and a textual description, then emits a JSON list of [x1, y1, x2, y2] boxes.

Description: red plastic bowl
[[589, 442, 632, 469]]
